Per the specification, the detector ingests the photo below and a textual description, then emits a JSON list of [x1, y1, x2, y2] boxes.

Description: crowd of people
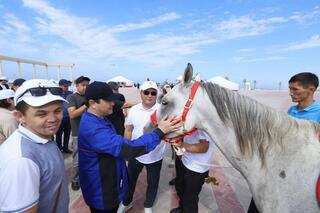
[[0, 72, 319, 213]]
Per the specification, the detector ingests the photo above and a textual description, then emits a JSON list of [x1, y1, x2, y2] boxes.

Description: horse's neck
[[196, 94, 248, 172]]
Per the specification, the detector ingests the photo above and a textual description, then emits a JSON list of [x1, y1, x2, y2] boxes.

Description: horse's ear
[[183, 63, 193, 84]]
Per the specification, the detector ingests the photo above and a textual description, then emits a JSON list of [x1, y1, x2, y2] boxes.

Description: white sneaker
[[144, 207, 153, 213], [117, 202, 133, 213]]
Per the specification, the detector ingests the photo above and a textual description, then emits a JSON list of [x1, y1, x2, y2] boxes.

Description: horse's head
[[145, 63, 204, 139]]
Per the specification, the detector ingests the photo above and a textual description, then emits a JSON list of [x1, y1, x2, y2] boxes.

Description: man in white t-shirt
[[0, 79, 69, 212], [119, 81, 166, 213], [170, 130, 214, 213]]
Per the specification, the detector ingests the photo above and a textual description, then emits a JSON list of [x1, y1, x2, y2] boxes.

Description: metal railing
[[0, 54, 75, 81]]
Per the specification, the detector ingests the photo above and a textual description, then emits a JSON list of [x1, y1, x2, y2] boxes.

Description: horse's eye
[[162, 100, 168, 105]]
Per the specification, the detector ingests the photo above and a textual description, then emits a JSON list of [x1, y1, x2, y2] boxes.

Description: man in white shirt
[[0, 79, 69, 212], [119, 81, 166, 213], [170, 130, 214, 213]]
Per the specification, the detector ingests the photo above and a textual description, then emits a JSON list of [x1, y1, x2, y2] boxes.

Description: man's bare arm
[[182, 139, 209, 153], [68, 105, 87, 119], [124, 125, 133, 140], [24, 204, 38, 213]]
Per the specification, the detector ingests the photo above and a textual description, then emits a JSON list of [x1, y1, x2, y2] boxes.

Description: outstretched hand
[[157, 116, 183, 134]]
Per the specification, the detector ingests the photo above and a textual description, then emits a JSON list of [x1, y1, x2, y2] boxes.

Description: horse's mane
[[203, 82, 320, 165]]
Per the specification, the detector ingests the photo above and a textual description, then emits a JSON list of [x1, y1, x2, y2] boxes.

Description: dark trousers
[[89, 206, 118, 213], [248, 198, 259, 213], [56, 117, 71, 150], [124, 158, 163, 208], [175, 157, 208, 213]]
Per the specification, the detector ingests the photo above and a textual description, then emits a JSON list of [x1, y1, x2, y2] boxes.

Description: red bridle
[[150, 81, 201, 142]]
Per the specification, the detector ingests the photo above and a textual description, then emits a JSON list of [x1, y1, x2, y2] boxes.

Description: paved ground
[[68, 88, 320, 213]]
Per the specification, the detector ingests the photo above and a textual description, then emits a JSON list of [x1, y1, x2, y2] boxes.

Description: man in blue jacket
[[78, 81, 181, 213]]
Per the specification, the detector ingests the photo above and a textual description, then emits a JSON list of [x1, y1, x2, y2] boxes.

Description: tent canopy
[[207, 76, 239, 91], [107, 75, 134, 86]]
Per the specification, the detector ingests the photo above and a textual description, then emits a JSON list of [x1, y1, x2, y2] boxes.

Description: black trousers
[[56, 117, 71, 150], [124, 158, 163, 208], [175, 157, 208, 213], [89, 206, 118, 213], [247, 198, 259, 213]]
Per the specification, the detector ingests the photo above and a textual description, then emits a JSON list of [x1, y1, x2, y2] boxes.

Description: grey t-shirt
[[67, 93, 86, 136], [0, 126, 69, 212]]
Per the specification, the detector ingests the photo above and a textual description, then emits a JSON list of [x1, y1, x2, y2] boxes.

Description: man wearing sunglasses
[[0, 79, 69, 212], [78, 81, 181, 213], [119, 81, 165, 213], [67, 75, 90, 191], [0, 89, 17, 145]]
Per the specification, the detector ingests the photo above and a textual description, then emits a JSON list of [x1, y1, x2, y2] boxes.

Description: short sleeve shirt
[[67, 92, 87, 136], [0, 125, 69, 212], [181, 130, 214, 173], [125, 103, 166, 164], [288, 101, 320, 123]]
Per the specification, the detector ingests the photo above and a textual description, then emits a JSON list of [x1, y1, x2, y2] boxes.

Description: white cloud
[[18, 0, 216, 68], [215, 15, 288, 39], [289, 6, 320, 24], [237, 48, 255, 53], [109, 12, 181, 33], [233, 56, 287, 63], [283, 35, 320, 51], [0, 13, 37, 54]]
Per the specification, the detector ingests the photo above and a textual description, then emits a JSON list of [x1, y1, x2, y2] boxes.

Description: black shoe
[[63, 149, 73, 154], [71, 181, 80, 191], [169, 178, 176, 186], [170, 207, 182, 213]]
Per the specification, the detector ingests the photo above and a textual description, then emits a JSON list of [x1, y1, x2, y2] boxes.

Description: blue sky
[[0, 0, 319, 89]]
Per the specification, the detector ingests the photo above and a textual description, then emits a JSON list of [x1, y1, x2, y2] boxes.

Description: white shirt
[[182, 130, 214, 173], [125, 103, 166, 164]]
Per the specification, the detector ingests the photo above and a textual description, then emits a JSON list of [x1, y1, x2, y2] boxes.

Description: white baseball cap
[[140, 80, 158, 91], [0, 89, 15, 100], [14, 79, 66, 107]]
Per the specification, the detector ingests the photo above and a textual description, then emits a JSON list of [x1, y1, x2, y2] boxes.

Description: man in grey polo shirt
[[0, 79, 69, 212], [67, 75, 90, 190]]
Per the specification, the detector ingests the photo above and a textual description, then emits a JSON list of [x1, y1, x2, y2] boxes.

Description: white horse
[[150, 64, 320, 212]]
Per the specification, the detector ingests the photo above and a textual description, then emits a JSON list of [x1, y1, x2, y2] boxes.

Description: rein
[[150, 81, 201, 142]]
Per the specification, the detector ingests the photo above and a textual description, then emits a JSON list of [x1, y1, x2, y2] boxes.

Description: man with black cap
[[67, 75, 90, 190], [11, 78, 26, 92], [55, 79, 73, 153], [78, 81, 182, 213]]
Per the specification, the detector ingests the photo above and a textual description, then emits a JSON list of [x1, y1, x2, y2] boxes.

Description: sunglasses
[[143, 90, 157, 96], [17, 87, 63, 100]]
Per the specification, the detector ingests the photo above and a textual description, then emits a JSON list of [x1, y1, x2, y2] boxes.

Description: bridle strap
[[150, 110, 158, 126], [181, 81, 201, 122], [149, 81, 201, 141]]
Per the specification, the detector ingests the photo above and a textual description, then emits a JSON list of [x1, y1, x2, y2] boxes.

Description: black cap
[[75, 76, 90, 84], [59, 79, 71, 86], [85, 81, 118, 102], [108, 81, 120, 90], [12, 78, 26, 86]]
